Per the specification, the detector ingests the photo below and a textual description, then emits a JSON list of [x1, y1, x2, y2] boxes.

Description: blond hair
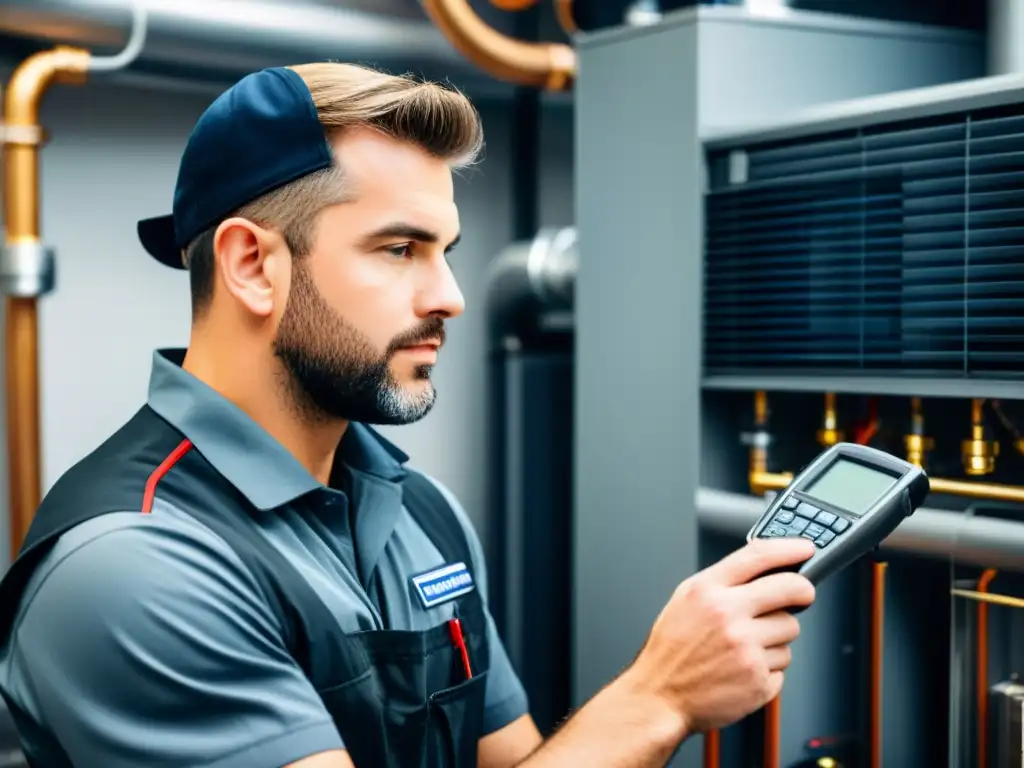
[[186, 62, 484, 311]]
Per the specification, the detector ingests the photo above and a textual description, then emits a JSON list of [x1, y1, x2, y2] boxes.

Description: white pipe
[[88, 2, 147, 72]]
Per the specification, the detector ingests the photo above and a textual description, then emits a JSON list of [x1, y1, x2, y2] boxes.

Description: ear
[[213, 217, 288, 318]]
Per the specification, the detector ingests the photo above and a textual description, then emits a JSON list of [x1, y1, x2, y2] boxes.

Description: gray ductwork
[[0, 0, 501, 93], [486, 226, 577, 348]]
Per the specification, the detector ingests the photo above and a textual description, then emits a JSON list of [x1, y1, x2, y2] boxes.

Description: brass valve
[[962, 398, 998, 476], [816, 392, 844, 447], [904, 397, 934, 469]]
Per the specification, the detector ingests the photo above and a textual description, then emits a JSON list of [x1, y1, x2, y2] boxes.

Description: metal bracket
[[1, 241, 56, 298]]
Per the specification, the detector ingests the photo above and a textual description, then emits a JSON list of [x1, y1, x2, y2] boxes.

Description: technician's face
[[272, 128, 465, 425]]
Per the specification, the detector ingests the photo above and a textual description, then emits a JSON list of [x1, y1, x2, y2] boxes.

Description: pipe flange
[[1, 241, 56, 298]]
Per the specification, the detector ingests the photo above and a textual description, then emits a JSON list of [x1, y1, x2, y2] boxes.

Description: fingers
[[752, 610, 802, 648], [763, 644, 792, 672], [740, 571, 817, 616], [702, 538, 816, 588]]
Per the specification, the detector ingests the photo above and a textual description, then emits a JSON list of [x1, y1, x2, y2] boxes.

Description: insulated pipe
[[0, 0, 481, 92], [420, 0, 576, 89], [698, 488, 1024, 572]]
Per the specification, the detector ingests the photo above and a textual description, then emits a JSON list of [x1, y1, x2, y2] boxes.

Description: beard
[[272, 261, 445, 426]]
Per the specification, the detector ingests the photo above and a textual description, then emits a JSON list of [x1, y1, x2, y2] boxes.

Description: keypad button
[[800, 531, 818, 542], [830, 517, 850, 534], [782, 496, 799, 511], [787, 517, 809, 534], [817, 530, 836, 546], [774, 511, 795, 525], [768, 526, 788, 537], [804, 522, 826, 538], [815, 511, 837, 527], [796, 502, 820, 519]]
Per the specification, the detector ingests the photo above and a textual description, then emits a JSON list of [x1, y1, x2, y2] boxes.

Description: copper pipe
[[421, 0, 576, 89], [976, 568, 997, 768], [490, 0, 540, 9], [554, 0, 579, 36], [702, 729, 719, 768], [870, 561, 887, 768], [3, 47, 89, 560], [763, 696, 780, 768], [816, 392, 843, 446], [751, 471, 1024, 505], [744, 391, 780, 768]]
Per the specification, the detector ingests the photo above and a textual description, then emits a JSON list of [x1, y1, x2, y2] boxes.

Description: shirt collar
[[146, 348, 408, 510]]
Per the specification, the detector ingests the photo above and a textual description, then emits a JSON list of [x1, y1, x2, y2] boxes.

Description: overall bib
[[0, 406, 491, 768]]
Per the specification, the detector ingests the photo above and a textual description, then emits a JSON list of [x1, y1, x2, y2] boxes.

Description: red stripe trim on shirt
[[142, 439, 193, 514]]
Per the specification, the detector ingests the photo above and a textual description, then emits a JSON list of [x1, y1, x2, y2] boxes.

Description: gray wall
[[0, 72, 575, 565]]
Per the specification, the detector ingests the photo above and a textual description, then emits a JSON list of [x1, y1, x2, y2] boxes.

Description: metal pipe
[[698, 487, 1024, 572], [869, 561, 886, 768], [420, 0, 576, 89], [976, 568, 998, 768], [0, 0, 483, 92], [751, 470, 1024, 506], [485, 227, 577, 347], [554, 0, 578, 36], [3, 46, 90, 559]]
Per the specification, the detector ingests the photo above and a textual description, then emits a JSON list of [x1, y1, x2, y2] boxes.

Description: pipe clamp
[[0, 124, 46, 147], [1, 241, 56, 297]]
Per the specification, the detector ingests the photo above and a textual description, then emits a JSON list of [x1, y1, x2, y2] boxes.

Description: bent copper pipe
[[421, 0, 576, 89], [489, 0, 541, 9], [3, 47, 90, 559]]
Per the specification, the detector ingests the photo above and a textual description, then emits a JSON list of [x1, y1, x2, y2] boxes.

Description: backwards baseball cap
[[137, 66, 333, 269]]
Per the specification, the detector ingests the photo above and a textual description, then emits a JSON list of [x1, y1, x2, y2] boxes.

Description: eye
[[384, 243, 412, 259]]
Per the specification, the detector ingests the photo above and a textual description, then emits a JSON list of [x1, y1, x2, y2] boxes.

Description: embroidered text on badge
[[411, 562, 475, 609]]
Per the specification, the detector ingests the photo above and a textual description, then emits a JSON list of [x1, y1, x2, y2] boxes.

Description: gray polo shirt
[[0, 349, 529, 768]]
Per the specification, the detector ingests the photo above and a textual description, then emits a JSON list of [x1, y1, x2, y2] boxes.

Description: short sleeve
[[425, 479, 532, 734], [0, 511, 344, 768]]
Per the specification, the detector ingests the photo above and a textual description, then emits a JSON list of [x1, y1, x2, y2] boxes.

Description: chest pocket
[[190, 468, 492, 768]]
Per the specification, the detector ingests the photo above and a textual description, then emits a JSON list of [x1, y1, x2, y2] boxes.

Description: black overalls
[[0, 406, 491, 768]]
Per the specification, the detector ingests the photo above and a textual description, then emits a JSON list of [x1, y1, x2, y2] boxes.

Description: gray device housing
[[747, 443, 931, 584]]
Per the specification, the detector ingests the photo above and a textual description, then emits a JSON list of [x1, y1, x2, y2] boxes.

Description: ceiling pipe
[[0, 0, 490, 91], [1, 4, 147, 559], [420, 0, 576, 90]]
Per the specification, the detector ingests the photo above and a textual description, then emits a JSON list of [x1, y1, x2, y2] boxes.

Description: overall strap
[[402, 471, 474, 571]]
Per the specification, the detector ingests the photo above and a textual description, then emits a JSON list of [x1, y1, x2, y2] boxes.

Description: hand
[[628, 537, 816, 735]]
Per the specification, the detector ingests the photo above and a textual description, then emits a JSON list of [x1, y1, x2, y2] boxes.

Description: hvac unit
[[700, 76, 1024, 768]]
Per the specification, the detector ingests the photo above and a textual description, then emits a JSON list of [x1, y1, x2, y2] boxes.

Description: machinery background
[[4, 1, 1024, 767]]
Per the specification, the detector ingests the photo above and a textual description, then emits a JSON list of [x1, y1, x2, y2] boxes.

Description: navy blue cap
[[137, 67, 334, 269]]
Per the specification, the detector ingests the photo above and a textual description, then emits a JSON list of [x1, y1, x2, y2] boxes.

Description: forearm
[[516, 668, 689, 768]]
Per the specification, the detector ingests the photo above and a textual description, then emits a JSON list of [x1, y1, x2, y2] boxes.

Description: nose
[[417, 256, 465, 319]]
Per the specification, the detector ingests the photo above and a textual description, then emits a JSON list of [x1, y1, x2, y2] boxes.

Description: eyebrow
[[361, 223, 461, 253]]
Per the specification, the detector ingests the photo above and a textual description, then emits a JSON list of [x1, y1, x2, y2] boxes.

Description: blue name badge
[[411, 562, 475, 609]]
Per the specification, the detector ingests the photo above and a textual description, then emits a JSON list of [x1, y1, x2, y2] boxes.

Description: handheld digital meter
[[747, 443, 930, 585]]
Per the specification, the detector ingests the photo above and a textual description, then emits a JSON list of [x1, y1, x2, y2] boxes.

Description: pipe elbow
[[4, 47, 90, 125], [421, 0, 576, 90]]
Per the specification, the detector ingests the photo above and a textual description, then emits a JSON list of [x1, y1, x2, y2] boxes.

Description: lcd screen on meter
[[803, 457, 898, 516]]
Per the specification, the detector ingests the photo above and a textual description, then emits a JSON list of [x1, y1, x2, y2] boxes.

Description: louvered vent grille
[[703, 103, 1024, 378]]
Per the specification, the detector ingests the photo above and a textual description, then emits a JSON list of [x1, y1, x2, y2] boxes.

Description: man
[[0, 62, 816, 767]]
